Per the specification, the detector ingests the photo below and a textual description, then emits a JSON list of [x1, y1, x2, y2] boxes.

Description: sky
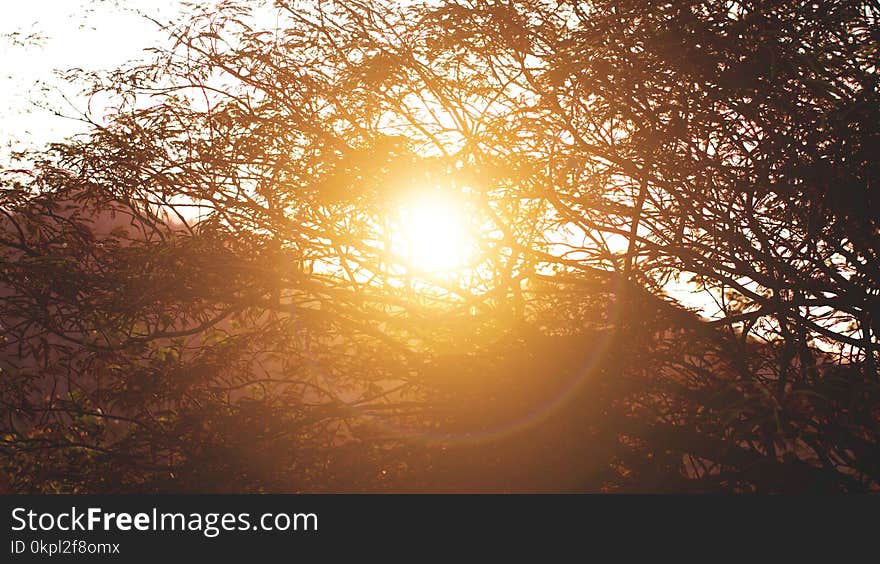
[[0, 1, 184, 160], [0, 0, 722, 317]]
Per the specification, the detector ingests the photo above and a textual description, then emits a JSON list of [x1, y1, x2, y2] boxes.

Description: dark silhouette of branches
[[0, 0, 877, 492]]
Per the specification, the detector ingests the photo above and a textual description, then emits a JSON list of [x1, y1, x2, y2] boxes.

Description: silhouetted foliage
[[1, 0, 877, 492]]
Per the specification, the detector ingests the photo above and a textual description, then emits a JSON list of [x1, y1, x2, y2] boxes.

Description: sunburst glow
[[393, 195, 475, 274]]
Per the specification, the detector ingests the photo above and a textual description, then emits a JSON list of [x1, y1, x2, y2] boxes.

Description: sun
[[392, 195, 475, 274]]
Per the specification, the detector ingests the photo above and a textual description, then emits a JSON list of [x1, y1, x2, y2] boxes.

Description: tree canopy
[[1, 0, 878, 492]]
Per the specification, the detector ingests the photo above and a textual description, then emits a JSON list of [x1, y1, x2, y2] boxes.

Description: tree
[[1, 0, 877, 492]]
